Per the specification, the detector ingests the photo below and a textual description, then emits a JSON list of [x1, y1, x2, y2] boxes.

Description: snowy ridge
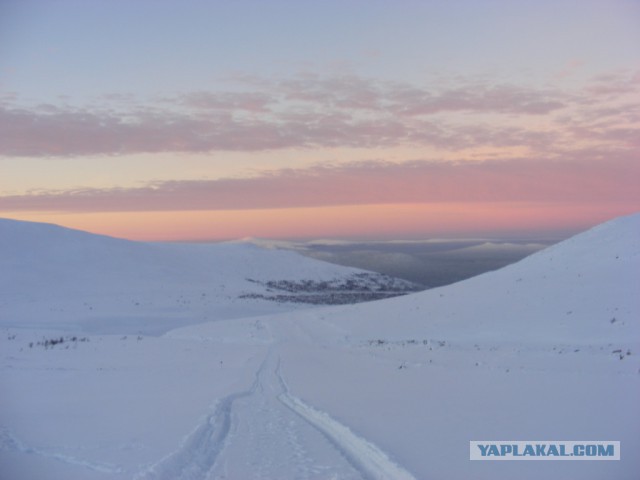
[[0, 218, 418, 334], [306, 212, 640, 345]]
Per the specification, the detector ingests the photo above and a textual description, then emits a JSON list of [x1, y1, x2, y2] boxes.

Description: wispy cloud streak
[[2, 155, 637, 213]]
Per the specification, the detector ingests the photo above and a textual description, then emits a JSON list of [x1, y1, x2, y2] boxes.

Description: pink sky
[[1, 1, 638, 240], [5, 201, 634, 242]]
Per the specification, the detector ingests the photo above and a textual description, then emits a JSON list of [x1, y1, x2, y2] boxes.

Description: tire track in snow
[[134, 348, 415, 480], [275, 361, 417, 480], [133, 397, 237, 480], [134, 355, 270, 480]]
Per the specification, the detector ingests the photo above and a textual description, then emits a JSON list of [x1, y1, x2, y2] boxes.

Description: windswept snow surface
[[1, 214, 639, 479]]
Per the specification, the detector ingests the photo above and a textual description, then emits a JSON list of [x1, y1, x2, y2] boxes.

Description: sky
[[0, 0, 639, 241]]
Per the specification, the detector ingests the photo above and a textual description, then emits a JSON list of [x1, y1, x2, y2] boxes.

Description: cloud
[[585, 70, 640, 97], [278, 75, 384, 109], [0, 75, 577, 157], [0, 104, 300, 156], [1, 71, 636, 157], [176, 91, 274, 112], [553, 59, 585, 80], [2, 155, 638, 213], [387, 84, 565, 116], [0, 100, 554, 156], [276, 75, 566, 115]]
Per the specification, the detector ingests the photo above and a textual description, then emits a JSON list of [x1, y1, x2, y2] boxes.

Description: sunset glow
[[1, 0, 638, 240], [2, 201, 634, 242]]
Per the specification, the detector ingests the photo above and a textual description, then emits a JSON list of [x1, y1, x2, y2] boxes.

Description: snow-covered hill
[[1, 214, 638, 479], [0, 218, 418, 334], [300, 211, 639, 345]]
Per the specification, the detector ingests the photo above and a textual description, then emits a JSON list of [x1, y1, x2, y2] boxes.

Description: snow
[[0, 218, 412, 334], [1, 214, 639, 479]]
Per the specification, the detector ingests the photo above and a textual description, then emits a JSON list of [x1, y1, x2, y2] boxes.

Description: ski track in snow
[[133, 356, 270, 480], [133, 347, 416, 480], [0, 426, 123, 475], [275, 361, 416, 480]]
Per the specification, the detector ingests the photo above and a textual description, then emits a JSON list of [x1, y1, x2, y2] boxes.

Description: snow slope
[[264, 213, 639, 479], [299, 211, 639, 345], [0, 218, 415, 334], [1, 214, 638, 479]]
